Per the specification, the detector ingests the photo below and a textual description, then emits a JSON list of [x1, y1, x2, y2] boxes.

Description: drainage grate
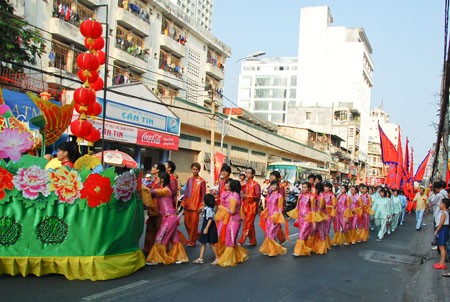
[[360, 250, 423, 265]]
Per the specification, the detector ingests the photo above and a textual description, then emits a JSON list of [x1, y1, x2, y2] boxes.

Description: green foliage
[[17, 155, 47, 169], [102, 167, 117, 186], [79, 166, 91, 183], [0, 0, 44, 70]]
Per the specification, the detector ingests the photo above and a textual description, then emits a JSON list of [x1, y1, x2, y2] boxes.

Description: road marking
[[81, 280, 149, 302]]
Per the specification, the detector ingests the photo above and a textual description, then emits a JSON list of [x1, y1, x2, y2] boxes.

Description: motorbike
[[285, 191, 299, 212]]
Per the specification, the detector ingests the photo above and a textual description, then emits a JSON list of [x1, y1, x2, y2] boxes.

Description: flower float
[[80, 173, 113, 208], [0, 167, 14, 200], [49, 168, 83, 204], [12, 165, 50, 200], [114, 171, 137, 202], [0, 128, 34, 161]]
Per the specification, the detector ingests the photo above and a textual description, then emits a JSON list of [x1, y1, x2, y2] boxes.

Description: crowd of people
[[140, 160, 450, 271]]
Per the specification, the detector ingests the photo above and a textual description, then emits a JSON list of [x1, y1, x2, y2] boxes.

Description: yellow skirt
[[218, 246, 249, 267], [259, 238, 287, 257], [146, 243, 174, 265], [168, 242, 189, 263], [293, 239, 312, 256]]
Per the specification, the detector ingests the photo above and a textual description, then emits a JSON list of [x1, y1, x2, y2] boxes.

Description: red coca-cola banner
[[137, 128, 179, 150]]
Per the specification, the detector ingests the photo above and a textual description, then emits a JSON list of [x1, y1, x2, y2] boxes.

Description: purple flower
[[114, 172, 137, 202], [0, 128, 34, 161]]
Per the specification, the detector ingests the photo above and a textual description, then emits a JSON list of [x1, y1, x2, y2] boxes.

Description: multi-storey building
[[367, 106, 399, 185], [5, 0, 230, 107], [168, 0, 214, 31], [297, 6, 373, 162], [237, 57, 298, 124]]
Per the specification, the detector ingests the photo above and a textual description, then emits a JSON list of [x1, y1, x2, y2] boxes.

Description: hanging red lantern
[[76, 53, 99, 71], [89, 77, 104, 91], [74, 103, 87, 115], [95, 50, 106, 65], [80, 20, 103, 39], [73, 87, 96, 107], [84, 37, 105, 51], [78, 69, 99, 83], [86, 101, 103, 117], [70, 118, 93, 137], [84, 127, 101, 143]]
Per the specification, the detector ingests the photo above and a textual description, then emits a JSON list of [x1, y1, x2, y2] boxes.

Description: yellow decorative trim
[[0, 250, 145, 280]]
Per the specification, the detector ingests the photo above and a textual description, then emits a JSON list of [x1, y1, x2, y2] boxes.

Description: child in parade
[[322, 181, 336, 249], [145, 172, 189, 265], [331, 185, 352, 246], [399, 190, 407, 225], [373, 188, 391, 241], [259, 181, 287, 257], [193, 194, 220, 265], [433, 198, 450, 270], [349, 185, 362, 244], [359, 184, 374, 242], [215, 178, 233, 256], [217, 180, 249, 267]]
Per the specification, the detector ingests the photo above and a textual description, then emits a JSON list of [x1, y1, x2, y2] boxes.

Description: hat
[[145, 174, 151, 178]]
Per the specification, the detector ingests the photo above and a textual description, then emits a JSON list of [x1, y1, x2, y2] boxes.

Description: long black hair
[[229, 179, 241, 194], [158, 172, 170, 187], [57, 141, 80, 162]]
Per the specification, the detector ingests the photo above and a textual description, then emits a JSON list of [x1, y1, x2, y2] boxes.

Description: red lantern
[[74, 103, 87, 115], [73, 87, 96, 107], [84, 127, 101, 143], [84, 37, 105, 51], [86, 101, 103, 117], [80, 20, 103, 39], [70, 118, 93, 137], [77, 53, 99, 71], [78, 69, 99, 83], [95, 50, 106, 65], [89, 77, 104, 91]]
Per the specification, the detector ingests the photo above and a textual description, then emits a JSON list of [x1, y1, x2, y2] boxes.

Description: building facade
[[168, 0, 214, 31], [297, 6, 374, 161], [237, 57, 298, 124]]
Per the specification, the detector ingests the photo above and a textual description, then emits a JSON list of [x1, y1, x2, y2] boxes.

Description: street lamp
[[219, 51, 266, 152]]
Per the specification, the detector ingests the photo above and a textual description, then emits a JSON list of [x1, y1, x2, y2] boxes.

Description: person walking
[[359, 184, 373, 242], [259, 180, 287, 257], [192, 194, 220, 265], [238, 167, 261, 246], [390, 189, 402, 233], [331, 185, 352, 246], [373, 188, 391, 241], [181, 162, 206, 246], [413, 186, 427, 230]]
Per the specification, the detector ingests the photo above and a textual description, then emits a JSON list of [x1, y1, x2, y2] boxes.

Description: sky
[[212, 0, 444, 168]]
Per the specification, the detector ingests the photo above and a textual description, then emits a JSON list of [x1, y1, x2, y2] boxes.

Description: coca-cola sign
[[137, 129, 179, 150]]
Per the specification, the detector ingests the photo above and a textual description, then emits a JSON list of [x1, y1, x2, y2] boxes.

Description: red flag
[[385, 163, 397, 188], [404, 138, 409, 175], [414, 150, 430, 181], [378, 123, 398, 164], [214, 152, 226, 184], [395, 128, 403, 189]]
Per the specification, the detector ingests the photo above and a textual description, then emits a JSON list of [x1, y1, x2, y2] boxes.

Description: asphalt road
[[0, 213, 443, 302]]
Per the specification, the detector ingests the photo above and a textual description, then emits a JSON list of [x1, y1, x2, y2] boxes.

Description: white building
[[297, 6, 374, 161], [168, 0, 214, 31], [237, 57, 298, 124]]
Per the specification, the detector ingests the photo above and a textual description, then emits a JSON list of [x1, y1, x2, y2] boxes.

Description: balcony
[[116, 8, 150, 38], [45, 40, 82, 88], [49, 18, 84, 46], [157, 69, 184, 91], [110, 48, 147, 74], [205, 62, 224, 80], [160, 34, 186, 58]]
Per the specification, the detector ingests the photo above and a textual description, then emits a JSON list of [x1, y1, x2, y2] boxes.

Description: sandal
[[443, 272, 450, 278], [192, 258, 204, 264], [211, 259, 219, 265]]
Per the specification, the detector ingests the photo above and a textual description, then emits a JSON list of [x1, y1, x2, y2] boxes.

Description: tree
[[0, 0, 44, 70]]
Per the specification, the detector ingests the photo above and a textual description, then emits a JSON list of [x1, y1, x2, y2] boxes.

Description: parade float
[[0, 19, 145, 280]]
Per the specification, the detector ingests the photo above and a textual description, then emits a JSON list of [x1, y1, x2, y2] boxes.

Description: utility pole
[[210, 89, 215, 189]]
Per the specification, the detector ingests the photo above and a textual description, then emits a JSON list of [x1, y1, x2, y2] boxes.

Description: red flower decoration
[[0, 167, 14, 200], [80, 174, 113, 208]]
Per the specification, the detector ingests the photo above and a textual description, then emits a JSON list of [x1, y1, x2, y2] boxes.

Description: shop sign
[[91, 120, 137, 144], [137, 129, 179, 151], [105, 100, 180, 135]]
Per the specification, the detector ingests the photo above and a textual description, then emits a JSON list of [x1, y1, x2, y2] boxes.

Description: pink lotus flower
[[49, 168, 83, 204], [0, 128, 34, 161], [13, 165, 50, 200], [114, 171, 137, 202]]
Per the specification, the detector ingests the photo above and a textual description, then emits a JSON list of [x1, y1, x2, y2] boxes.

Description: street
[[0, 213, 445, 302]]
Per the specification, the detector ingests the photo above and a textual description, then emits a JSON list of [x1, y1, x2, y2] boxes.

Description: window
[[254, 101, 270, 110], [271, 101, 286, 111], [251, 150, 266, 157], [231, 146, 248, 153], [290, 76, 297, 86], [289, 89, 296, 99], [271, 113, 285, 123], [241, 76, 252, 86], [206, 140, 227, 148], [180, 134, 201, 142], [306, 112, 311, 120]]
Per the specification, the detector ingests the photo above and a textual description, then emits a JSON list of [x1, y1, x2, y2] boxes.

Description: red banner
[[378, 123, 398, 164], [136, 129, 179, 150], [214, 152, 226, 184], [414, 150, 430, 182], [395, 128, 403, 189]]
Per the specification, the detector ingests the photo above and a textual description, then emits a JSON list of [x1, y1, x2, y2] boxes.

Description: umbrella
[[45, 158, 62, 170], [93, 150, 137, 168]]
